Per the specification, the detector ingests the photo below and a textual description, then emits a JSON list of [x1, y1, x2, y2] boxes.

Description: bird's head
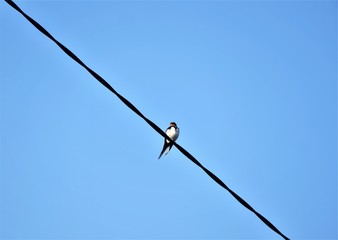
[[170, 122, 177, 127]]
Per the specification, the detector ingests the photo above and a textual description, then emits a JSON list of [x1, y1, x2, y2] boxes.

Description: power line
[[4, 1, 289, 239]]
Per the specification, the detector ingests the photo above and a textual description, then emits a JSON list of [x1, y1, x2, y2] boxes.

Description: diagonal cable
[[4, 1, 289, 239]]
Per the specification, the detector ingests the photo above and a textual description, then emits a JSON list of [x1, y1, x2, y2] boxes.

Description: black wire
[[4, 1, 290, 239]]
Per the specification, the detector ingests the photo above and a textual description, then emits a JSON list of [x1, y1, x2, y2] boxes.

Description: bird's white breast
[[166, 126, 179, 142]]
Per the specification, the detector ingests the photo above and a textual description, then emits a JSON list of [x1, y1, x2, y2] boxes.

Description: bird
[[158, 122, 180, 159]]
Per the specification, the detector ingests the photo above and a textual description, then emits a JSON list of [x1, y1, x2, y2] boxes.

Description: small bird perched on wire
[[158, 122, 180, 159]]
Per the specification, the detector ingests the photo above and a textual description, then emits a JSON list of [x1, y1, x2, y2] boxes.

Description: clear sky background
[[1, 1, 337, 239]]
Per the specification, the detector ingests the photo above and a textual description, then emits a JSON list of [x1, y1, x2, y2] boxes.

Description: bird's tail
[[158, 142, 174, 159], [158, 150, 166, 159], [158, 142, 167, 159], [164, 144, 173, 156]]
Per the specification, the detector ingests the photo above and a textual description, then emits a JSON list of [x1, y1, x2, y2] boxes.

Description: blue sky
[[1, 1, 337, 239]]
